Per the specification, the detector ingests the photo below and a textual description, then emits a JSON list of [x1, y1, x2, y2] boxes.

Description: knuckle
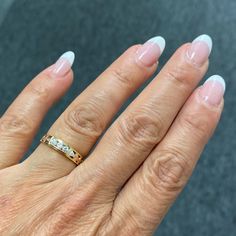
[[117, 111, 163, 151], [96, 207, 142, 236], [109, 45, 149, 90], [38, 185, 94, 235], [64, 101, 106, 139], [180, 111, 209, 140], [164, 64, 194, 89], [0, 114, 33, 136], [110, 66, 134, 89], [146, 149, 190, 193], [27, 79, 50, 102]]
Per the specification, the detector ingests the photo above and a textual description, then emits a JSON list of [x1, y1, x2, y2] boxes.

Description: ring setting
[[40, 134, 83, 165]]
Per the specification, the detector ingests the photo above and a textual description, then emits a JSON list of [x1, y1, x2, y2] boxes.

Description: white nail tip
[[148, 36, 166, 54], [205, 75, 226, 92], [60, 51, 75, 66], [193, 34, 213, 53]]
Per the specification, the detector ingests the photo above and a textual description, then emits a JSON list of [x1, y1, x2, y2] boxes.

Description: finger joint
[[117, 111, 163, 152], [64, 101, 106, 139], [163, 64, 196, 90], [145, 148, 190, 195], [0, 114, 34, 136], [180, 111, 210, 141], [27, 78, 51, 102]]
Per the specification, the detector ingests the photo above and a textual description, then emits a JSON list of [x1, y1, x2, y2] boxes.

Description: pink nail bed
[[187, 34, 212, 66], [136, 36, 165, 67], [52, 51, 75, 77], [199, 75, 226, 106]]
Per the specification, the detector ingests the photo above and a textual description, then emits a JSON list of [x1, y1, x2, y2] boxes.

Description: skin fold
[[0, 35, 224, 235]]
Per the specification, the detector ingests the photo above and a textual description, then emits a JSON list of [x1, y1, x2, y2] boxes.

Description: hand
[[0, 35, 225, 235]]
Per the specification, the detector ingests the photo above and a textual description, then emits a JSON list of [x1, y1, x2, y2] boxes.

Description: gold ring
[[40, 134, 83, 165]]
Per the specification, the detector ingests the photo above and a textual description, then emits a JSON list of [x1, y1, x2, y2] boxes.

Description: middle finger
[[80, 34, 212, 191]]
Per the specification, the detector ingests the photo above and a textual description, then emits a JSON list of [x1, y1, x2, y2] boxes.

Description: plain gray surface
[[0, 0, 235, 235], [0, 0, 15, 25]]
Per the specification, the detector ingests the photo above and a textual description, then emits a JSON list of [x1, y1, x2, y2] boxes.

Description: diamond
[[62, 145, 69, 152], [49, 137, 58, 146], [68, 149, 76, 158], [56, 140, 63, 149]]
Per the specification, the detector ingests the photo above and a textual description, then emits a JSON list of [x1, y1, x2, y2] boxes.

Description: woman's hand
[[0, 35, 225, 235]]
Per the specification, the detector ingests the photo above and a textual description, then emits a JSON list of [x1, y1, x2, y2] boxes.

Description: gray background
[[0, 0, 235, 235]]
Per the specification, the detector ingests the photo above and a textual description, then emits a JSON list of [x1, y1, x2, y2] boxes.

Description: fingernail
[[199, 75, 226, 106], [52, 51, 75, 76], [187, 34, 212, 66], [136, 36, 165, 67]]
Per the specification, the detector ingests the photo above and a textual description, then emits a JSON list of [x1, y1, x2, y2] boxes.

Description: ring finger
[[26, 36, 166, 179]]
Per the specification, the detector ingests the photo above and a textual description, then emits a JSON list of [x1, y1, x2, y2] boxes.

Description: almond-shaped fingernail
[[199, 75, 226, 106], [187, 34, 212, 66], [136, 36, 166, 67], [52, 51, 75, 76]]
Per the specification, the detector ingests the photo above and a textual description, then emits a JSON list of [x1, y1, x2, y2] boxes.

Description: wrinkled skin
[[0, 37, 223, 235]]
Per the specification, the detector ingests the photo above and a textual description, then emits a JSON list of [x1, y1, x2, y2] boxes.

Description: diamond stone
[[62, 145, 69, 152], [56, 140, 63, 149], [68, 149, 76, 158], [49, 138, 58, 146]]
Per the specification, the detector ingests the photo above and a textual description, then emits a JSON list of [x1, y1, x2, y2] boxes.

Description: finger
[[26, 36, 166, 178], [0, 51, 75, 169], [113, 75, 225, 234], [81, 35, 212, 191]]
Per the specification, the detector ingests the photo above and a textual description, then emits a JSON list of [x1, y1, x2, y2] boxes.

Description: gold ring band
[[40, 134, 83, 165]]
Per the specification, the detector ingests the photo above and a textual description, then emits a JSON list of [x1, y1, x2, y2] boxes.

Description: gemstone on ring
[[40, 134, 83, 166], [49, 137, 58, 146], [56, 140, 64, 149], [62, 145, 70, 152], [68, 149, 76, 158]]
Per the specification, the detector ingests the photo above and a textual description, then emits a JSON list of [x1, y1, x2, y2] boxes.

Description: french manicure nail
[[136, 36, 166, 67], [52, 51, 75, 76], [199, 75, 226, 106], [187, 34, 212, 66]]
